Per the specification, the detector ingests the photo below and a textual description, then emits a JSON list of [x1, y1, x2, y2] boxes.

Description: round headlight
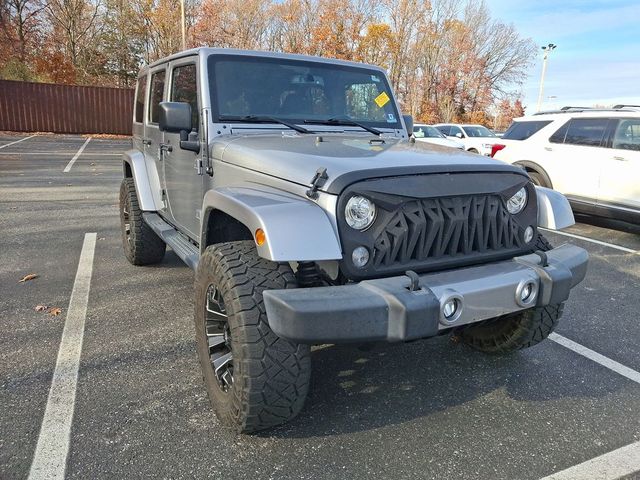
[[345, 196, 376, 230], [507, 187, 527, 214]]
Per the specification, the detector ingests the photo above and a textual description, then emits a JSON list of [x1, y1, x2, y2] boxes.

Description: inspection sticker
[[374, 92, 390, 108]]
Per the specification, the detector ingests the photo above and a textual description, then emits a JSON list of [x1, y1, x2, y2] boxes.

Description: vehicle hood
[[214, 133, 525, 194]]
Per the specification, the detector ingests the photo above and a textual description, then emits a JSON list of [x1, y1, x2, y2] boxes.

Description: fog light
[[352, 246, 370, 268], [515, 280, 538, 307], [524, 226, 534, 243], [439, 291, 464, 325], [443, 299, 458, 319]]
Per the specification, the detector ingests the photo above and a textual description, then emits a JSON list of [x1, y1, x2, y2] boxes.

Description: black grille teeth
[[373, 195, 523, 267]]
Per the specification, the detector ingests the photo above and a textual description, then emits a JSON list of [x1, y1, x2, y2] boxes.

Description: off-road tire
[[457, 234, 563, 354], [119, 178, 166, 265], [194, 241, 311, 433]]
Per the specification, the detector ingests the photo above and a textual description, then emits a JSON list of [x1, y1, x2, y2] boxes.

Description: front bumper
[[263, 244, 588, 344]]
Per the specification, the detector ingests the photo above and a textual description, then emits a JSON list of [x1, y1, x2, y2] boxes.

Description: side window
[[502, 120, 551, 140], [564, 118, 609, 147], [171, 64, 199, 131], [549, 120, 570, 143], [134, 76, 147, 123], [612, 119, 640, 151], [450, 126, 463, 137], [148, 69, 166, 125], [436, 126, 450, 136]]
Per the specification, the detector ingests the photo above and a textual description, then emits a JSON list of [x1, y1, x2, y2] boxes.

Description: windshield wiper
[[218, 115, 311, 134], [304, 117, 382, 136]]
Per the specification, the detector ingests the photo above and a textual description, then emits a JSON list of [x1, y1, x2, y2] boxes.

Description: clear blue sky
[[484, 0, 640, 113]]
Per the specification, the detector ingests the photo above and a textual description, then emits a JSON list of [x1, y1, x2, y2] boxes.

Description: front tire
[[194, 241, 311, 433], [119, 178, 165, 265], [457, 234, 563, 354]]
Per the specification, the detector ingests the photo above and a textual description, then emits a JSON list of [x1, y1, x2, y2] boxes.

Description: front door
[[162, 59, 203, 240], [599, 118, 640, 211]]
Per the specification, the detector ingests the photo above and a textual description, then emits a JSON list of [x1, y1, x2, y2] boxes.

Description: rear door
[[162, 58, 203, 239], [145, 65, 169, 216], [132, 75, 147, 152], [599, 118, 640, 211], [542, 117, 607, 203]]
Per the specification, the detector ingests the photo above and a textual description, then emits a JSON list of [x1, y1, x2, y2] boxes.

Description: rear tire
[[194, 241, 311, 433], [119, 178, 165, 265], [457, 234, 563, 354], [468, 148, 479, 154]]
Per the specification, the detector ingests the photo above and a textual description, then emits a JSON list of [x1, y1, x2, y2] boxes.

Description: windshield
[[413, 125, 444, 138], [208, 55, 401, 130], [463, 125, 496, 137]]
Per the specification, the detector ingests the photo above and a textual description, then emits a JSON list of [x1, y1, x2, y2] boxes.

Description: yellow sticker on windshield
[[374, 92, 390, 108]]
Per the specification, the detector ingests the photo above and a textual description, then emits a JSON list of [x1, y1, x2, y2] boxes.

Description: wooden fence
[[0, 80, 134, 135]]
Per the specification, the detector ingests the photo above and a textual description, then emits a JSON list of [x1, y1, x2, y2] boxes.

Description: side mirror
[[402, 115, 413, 136], [158, 102, 200, 153], [455, 132, 463, 139], [158, 102, 192, 133]]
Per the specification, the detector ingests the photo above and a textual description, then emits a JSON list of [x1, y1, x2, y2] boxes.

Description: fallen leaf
[[18, 273, 38, 283], [450, 334, 461, 344], [34, 305, 48, 312], [48, 307, 62, 316]]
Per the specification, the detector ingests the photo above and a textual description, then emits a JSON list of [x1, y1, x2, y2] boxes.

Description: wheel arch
[[122, 149, 163, 211], [200, 187, 342, 262], [514, 160, 553, 189]]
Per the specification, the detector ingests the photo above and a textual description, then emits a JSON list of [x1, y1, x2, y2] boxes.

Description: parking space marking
[[0, 152, 121, 156], [0, 134, 36, 149], [28, 233, 97, 480], [540, 440, 640, 479], [549, 333, 640, 384], [63, 137, 92, 172], [541, 228, 638, 254]]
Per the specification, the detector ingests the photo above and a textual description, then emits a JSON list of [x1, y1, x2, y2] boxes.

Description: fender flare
[[122, 149, 162, 211], [536, 186, 575, 230], [201, 186, 343, 262], [514, 160, 553, 188]]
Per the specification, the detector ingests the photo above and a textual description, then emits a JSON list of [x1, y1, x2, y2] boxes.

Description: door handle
[[613, 155, 627, 161], [544, 146, 553, 151]]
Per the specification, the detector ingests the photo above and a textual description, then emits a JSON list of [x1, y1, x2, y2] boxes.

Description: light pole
[[536, 43, 556, 112], [180, 0, 186, 50]]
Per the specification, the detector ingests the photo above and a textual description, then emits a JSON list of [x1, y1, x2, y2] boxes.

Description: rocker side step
[[142, 213, 199, 270]]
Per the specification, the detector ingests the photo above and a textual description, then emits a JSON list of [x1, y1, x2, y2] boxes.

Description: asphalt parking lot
[[1, 133, 639, 480]]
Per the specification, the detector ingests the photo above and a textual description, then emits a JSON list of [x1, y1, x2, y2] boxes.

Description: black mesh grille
[[373, 195, 523, 267]]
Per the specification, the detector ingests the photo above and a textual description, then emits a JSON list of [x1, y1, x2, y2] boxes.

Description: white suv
[[433, 123, 500, 156], [493, 106, 640, 224]]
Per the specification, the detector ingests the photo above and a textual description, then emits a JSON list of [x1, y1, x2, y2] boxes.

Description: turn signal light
[[255, 228, 266, 246]]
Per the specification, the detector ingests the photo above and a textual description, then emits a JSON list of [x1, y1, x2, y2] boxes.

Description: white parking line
[[0, 134, 36, 149], [28, 233, 97, 480], [542, 334, 640, 479], [63, 138, 91, 173], [549, 333, 640, 384], [0, 152, 120, 156], [541, 228, 638, 254], [539, 440, 640, 479]]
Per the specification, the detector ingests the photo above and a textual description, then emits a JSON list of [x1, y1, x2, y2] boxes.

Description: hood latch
[[306, 167, 328, 199]]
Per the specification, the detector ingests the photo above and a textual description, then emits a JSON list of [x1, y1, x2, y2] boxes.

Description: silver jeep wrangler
[[120, 48, 588, 433]]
